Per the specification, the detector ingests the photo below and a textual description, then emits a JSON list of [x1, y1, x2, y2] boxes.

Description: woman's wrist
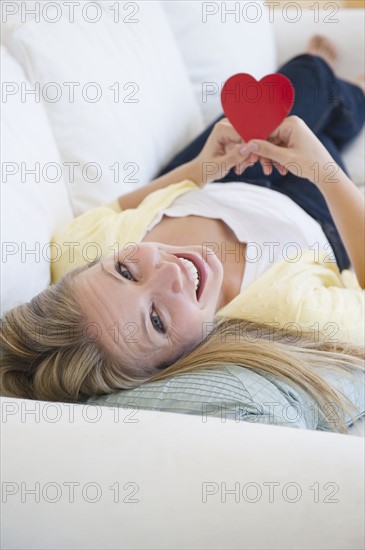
[[184, 159, 205, 187]]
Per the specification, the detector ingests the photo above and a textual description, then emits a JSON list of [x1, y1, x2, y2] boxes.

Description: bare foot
[[307, 36, 364, 95], [306, 35, 338, 70]]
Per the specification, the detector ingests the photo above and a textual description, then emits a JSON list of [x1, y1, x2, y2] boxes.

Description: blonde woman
[[1, 40, 364, 433]]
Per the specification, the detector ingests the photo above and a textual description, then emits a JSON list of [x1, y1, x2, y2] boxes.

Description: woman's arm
[[316, 169, 365, 289], [240, 116, 365, 289], [117, 161, 200, 210], [117, 118, 246, 210]]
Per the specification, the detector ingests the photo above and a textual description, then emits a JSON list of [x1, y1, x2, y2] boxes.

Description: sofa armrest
[[273, 8, 365, 78], [273, 8, 365, 187], [2, 396, 364, 549]]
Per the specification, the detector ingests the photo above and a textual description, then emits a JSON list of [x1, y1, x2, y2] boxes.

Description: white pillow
[[3, 1, 204, 215], [163, 0, 277, 126], [1, 46, 74, 315]]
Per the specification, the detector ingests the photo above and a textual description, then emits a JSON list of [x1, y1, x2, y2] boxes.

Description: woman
[[1, 38, 365, 433]]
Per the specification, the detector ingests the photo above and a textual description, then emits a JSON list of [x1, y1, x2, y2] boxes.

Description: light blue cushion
[[87, 365, 365, 431]]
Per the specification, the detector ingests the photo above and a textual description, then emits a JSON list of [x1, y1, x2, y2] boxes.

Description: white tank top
[[142, 182, 335, 290]]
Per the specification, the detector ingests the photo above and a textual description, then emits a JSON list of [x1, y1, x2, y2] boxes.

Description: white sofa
[[1, 2, 364, 549]]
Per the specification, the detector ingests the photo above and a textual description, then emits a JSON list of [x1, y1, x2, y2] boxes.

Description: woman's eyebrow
[[69, 257, 101, 278], [87, 257, 102, 269]]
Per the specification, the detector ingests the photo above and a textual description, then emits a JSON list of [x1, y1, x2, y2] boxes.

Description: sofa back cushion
[[1, 46, 74, 315], [3, 1, 204, 215], [163, 0, 277, 125]]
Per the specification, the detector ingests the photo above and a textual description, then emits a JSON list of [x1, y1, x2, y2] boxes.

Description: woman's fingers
[[234, 142, 292, 178], [216, 118, 243, 144], [219, 120, 292, 178], [235, 151, 260, 175], [260, 157, 273, 175], [272, 161, 287, 175], [246, 139, 293, 167], [222, 142, 251, 174]]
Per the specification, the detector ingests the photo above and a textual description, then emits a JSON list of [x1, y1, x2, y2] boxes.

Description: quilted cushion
[[87, 364, 365, 431]]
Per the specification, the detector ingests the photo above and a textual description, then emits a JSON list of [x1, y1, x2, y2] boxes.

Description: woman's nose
[[152, 260, 184, 294]]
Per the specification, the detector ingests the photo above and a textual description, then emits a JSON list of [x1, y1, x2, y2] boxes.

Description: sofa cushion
[[163, 0, 277, 126], [2, 393, 364, 549], [0, 45, 73, 315], [3, 1, 204, 215]]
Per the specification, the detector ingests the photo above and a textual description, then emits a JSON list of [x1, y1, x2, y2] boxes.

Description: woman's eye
[[115, 262, 166, 336], [150, 306, 166, 334], [115, 262, 134, 281]]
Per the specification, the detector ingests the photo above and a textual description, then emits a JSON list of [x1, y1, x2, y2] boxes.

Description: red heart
[[221, 73, 295, 142]]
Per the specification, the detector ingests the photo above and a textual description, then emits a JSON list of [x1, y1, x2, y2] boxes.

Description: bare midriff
[[142, 214, 246, 307]]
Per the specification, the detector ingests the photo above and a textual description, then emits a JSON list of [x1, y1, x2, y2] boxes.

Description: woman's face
[[73, 242, 224, 369]]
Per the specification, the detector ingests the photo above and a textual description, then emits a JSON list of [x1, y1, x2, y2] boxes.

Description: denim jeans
[[157, 54, 365, 271]]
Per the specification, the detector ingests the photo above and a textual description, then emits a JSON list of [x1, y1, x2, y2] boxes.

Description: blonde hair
[[1, 266, 364, 433]]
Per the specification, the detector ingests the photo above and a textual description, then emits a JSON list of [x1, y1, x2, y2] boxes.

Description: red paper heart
[[221, 73, 295, 142]]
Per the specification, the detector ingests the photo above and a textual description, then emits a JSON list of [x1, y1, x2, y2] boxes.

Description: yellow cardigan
[[51, 180, 364, 345]]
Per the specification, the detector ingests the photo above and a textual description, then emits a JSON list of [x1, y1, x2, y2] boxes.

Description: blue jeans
[[157, 54, 365, 271]]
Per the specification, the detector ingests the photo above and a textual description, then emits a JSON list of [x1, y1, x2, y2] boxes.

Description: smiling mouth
[[179, 257, 200, 293], [174, 253, 206, 301]]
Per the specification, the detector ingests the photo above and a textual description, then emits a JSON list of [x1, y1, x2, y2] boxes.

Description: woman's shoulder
[[245, 249, 361, 291], [216, 249, 364, 345]]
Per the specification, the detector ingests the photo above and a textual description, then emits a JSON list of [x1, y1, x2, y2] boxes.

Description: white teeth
[[179, 257, 200, 292]]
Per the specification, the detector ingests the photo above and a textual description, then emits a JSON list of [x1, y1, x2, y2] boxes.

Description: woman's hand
[[191, 118, 252, 185], [236, 115, 337, 187], [237, 115, 365, 288]]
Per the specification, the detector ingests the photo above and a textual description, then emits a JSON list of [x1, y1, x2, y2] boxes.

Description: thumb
[[247, 140, 290, 166], [223, 142, 251, 167]]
